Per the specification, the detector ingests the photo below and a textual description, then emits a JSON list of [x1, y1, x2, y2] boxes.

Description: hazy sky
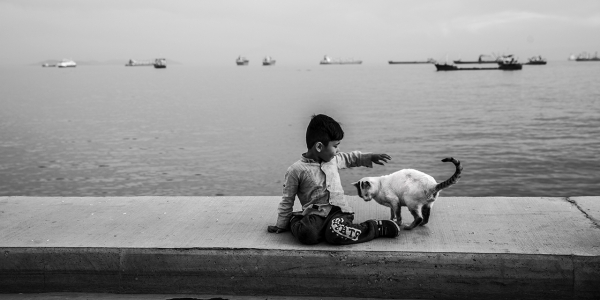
[[1, 0, 599, 66]]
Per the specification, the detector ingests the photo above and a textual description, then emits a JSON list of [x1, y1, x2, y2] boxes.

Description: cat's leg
[[394, 205, 402, 227], [388, 203, 402, 227], [421, 202, 433, 226], [404, 205, 423, 230]]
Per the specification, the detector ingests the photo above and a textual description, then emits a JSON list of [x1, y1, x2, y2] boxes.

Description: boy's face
[[318, 140, 340, 162]]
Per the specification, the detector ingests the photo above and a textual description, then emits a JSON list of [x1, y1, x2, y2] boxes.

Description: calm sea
[[1, 62, 599, 197]]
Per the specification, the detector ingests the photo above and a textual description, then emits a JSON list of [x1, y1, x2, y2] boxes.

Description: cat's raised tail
[[433, 157, 463, 194]]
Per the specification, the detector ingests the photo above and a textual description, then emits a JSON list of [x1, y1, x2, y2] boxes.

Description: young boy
[[267, 114, 400, 245]]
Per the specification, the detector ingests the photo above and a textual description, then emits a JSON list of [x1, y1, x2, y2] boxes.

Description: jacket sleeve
[[336, 151, 373, 169], [275, 166, 299, 229]]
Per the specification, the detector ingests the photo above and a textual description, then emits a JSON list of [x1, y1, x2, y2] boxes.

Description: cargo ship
[[388, 58, 436, 64], [153, 58, 167, 69], [453, 54, 500, 64], [262, 56, 276, 66], [57, 59, 76, 68], [125, 59, 153, 66], [575, 52, 600, 61], [320, 55, 362, 65], [236, 56, 249, 66]]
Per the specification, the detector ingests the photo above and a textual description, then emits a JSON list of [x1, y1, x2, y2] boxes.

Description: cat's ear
[[361, 181, 371, 189], [351, 181, 359, 187]]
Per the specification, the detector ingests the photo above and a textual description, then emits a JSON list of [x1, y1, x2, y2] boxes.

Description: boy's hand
[[267, 225, 288, 234], [371, 153, 391, 165]]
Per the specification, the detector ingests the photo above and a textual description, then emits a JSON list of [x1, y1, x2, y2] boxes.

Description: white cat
[[352, 157, 462, 230]]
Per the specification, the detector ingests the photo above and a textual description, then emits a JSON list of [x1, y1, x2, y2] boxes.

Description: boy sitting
[[267, 114, 400, 245]]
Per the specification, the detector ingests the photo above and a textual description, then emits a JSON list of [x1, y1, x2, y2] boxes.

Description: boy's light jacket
[[276, 151, 373, 229]]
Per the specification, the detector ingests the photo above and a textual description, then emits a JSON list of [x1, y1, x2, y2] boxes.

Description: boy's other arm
[[268, 168, 299, 233]]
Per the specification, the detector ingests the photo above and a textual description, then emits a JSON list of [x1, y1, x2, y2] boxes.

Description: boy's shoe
[[376, 220, 400, 238]]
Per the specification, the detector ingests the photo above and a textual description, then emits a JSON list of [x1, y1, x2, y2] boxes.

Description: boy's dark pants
[[290, 206, 378, 245]]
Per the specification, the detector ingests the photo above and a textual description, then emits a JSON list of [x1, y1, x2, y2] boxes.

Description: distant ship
[[453, 54, 501, 64], [262, 56, 276, 66], [153, 58, 167, 69], [125, 59, 153, 66], [435, 55, 522, 71], [575, 52, 600, 62], [319, 55, 362, 65], [236, 56, 249, 66], [57, 59, 76, 68], [388, 58, 436, 64], [524, 55, 547, 65], [41, 63, 56, 67]]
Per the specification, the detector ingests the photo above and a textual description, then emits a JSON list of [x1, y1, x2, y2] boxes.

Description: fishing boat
[[125, 59, 153, 66], [453, 54, 500, 64], [153, 58, 167, 69], [524, 56, 547, 65], [575, 52, 600, 62], [236, 56, 249, 66], [262, 56, 276, 66], [319, 55, 362, 65], [388, 58, 436, 64], [56, 59, 76, 68]]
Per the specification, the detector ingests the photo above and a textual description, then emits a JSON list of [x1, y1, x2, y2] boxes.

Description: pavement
[[1, 196, 599, 299]]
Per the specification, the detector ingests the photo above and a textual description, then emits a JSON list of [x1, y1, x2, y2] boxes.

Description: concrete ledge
[[1, 196, 600, 299]]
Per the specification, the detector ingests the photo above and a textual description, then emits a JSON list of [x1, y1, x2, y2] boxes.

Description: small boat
[[126, 59, 153, 67], [153, 58, 167, 69], [262, 56, 276, 66], [236, 56, 249, 66], [319, 55, 362, 65], [524, 55, 547, 65], [56, 59, 76, 68], [41, 63, 56, 67], [453, 54, 500, 64], [575, 52, 600, 62], [388, 58, 436, 64]]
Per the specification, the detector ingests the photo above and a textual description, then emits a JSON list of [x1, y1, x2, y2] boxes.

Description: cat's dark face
[[352, 180, 375, 201]]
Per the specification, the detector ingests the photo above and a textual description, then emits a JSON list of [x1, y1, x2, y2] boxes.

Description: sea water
[[1, 62, 599, 197]]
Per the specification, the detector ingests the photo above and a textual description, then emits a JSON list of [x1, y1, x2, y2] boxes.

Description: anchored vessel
[[525, 56, 547, 65], [388, 58, 436, 64], [575, 52, 600, 61], [262, 56, 276, 66], [320, 55, 362, 65], [236, 56, 249, 66], [56, 59, 76, 68], [153, 58, 167, 69], [453, 54, 501, 64], [435, 55, 522, 71], [126, 59, 154, 66]]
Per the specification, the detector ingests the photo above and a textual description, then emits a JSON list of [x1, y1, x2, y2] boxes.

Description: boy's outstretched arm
[[371, 153, 391, 165]]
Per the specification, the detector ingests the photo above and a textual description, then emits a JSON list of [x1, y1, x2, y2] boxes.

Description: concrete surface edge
[[2, 247, 599, 299]]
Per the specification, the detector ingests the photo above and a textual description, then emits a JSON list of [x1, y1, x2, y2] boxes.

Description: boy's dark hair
[[305, 114, 344, 149]]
